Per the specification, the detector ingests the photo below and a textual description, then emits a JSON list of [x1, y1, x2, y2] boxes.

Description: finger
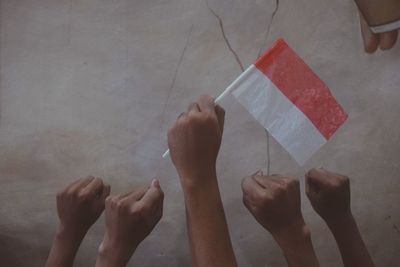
[[137, 179, 164, 209], [187, 102, 200, 114], [241, 176, 266, 201], [82, 177, 104, 198], [252, 174, 284, 189], [119, 186, 148, 202], [67, 176, 95, 193], [379, 30, 398, 50], [196, 95, 215, 112], [360, 15, 379, 53], [215, 104, 225, 133], [242, 194, 257, 212], [101, 183, 111, 202], [250, 170, 264, 177], [306, 168, 331, 188]]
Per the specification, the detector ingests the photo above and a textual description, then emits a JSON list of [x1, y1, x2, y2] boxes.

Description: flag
[[230, 38, 348, 165]]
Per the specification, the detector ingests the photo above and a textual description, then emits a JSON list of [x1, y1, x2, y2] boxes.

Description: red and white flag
[[228, 38, 348, 165]]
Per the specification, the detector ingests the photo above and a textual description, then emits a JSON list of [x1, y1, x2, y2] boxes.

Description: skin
[[305, 168, 376, 267], [168, 95, 237, 267], [241, 172, 320, 267], [360, 14, 398, 53], [46, 176, 111, 267], [95, 179, 164, 267]]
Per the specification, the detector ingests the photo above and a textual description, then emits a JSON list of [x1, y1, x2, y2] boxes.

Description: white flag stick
[[162, 65, 255, 158]]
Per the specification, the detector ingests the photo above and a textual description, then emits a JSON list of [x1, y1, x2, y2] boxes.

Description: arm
[[95, 179, 164, 267], [305, 168, 376, 267], [183, 171, 236, 267], [46, 176, 110, 267], [168, 95, 237, 267], [241, 172, 320, 267]]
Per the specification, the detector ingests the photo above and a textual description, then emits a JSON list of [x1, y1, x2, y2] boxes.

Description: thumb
[[138, 179, 164, 208]]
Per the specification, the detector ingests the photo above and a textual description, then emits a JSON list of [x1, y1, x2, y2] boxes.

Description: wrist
[[271, 218, 311, 249], [325, 210, 354, 231], [96, 235, 137, 267], [56, 223, 87, 244], [272, 220, 320, 267], [179, 166, 217, 191]]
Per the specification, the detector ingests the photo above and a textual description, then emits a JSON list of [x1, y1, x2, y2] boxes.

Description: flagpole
[[162, 65, 255, 158]]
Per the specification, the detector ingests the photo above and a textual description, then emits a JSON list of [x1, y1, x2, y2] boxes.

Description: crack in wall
[[205, 0, 244, 72], [205, 0, 281, 175], [157, 24, 193, 173], [258, 0, 280, 58], [160, 24, 194, 127]]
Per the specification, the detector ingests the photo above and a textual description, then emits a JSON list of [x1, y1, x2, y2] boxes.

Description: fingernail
[[251, 169, 263, 177], [151, 179, 160, 189]]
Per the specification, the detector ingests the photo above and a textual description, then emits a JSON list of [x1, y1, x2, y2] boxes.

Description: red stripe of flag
[[254, 38, 348, 140]]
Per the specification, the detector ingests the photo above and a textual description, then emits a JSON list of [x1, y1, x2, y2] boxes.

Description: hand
[[56, 176, 110, 236], [242, 172, 321, 267], [360, 14, 398, 53], [241, 171, 305, 237], [305, 168, 351, 223], [167, 95, 225, 187], [97, 179, 164, 267], [46, 176, 110, 267]]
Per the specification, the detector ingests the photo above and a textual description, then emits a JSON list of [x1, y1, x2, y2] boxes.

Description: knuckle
[[77, 192, 90, 203], [204, 112, 217, 122], [132, 203, 146, 216], [261, 192, 272, 204], [105, 196, 113, 206], [276, 182, 286, 191], [115, 200, 126, 209], [241, 177, 249, 190], [179, 115, 192, 126]]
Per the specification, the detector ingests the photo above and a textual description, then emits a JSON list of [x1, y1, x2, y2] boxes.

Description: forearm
[[273, 222, 320, 267], [95, 244, 134, 267], [46, 225, 85, 267], [95, 233, 138, 267], [182, 171, 237, 267], [326, 212, 375, 267]]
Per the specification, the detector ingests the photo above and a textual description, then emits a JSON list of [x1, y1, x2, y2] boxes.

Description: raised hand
[[242, 172, 320, 267], [47, 176, 110, 267], [57, 176, 110, 235], [167, 95, 237, 267], [305, 168, 376, 267], [305, 168, 351, 223], [96, 179, 164, 267], [168, 94, 225, 188]]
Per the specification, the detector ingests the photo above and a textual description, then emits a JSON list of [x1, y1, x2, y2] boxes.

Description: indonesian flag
[[227, 38, 348, 165]]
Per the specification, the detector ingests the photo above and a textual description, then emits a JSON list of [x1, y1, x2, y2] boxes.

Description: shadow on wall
[[0, 234, 36, 267]]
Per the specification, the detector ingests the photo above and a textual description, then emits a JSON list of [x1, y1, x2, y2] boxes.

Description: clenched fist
[[56, 176, 110, 236], [241, 172, 321, 267], [241, 172, 304, 235], [305, 168, 351, 223], [96, 179, 164, 267], [167, 95, 225, 187]]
